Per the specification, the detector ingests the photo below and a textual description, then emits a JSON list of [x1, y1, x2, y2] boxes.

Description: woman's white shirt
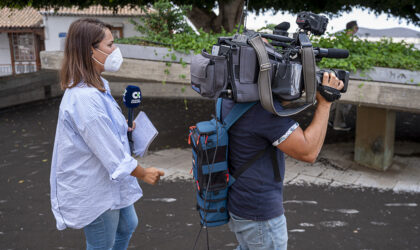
[[50, 78, 142, 230]]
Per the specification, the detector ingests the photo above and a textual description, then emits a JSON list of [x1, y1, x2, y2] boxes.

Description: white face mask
[[93, 47, 123, 72]]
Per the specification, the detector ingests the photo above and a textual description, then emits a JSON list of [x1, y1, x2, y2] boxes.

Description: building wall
[[42, 15, 144, 51], [0, 33, 12, 64]]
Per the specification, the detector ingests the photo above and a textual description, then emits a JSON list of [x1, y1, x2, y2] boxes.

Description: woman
[[50, 18, 164, 249]]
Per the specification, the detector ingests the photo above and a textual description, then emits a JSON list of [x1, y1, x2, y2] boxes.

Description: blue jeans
[[228, 212, 288, 250], [83, 205, 138, 250]]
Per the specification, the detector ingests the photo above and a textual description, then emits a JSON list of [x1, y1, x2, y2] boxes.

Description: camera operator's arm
[[276, 72, 344, 163]]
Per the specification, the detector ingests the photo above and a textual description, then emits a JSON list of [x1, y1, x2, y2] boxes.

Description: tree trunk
[[186, 0, 244, 33]]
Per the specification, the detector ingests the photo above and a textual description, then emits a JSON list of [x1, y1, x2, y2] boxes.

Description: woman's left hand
[[127, 121, 136, 132]]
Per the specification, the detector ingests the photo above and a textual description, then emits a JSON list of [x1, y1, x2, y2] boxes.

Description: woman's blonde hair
[[60, 18, 112, 92]]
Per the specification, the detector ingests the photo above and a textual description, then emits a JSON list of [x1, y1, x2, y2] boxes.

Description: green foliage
[[130, 0, 193, 40], [116, 0, 419, 72], [117, 30, 420, 72], [167, 28, 234, 54], [312, 32, 420, 72], [117, 0, 232, 55]]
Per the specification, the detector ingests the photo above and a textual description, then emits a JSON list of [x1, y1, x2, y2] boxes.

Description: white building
[[40, 6, 145, 51], [0, 8, 44, 76], [0, 6, 145, 76], [356, 27, 420, 50]]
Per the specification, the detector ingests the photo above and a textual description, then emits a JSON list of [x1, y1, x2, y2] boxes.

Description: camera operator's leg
[[229, 212, 288, 250], [266, 214, 288, 250]]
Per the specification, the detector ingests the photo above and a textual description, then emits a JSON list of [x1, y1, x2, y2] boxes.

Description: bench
[[340, 67, 420, 171]]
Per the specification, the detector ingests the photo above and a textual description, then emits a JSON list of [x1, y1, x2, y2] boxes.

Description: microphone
[[259, 33, 294, 43], [315, 48, 349, 59], [275, 22, 290, 32], [123, 85, 142, 153], [273, 22, 290, 37]]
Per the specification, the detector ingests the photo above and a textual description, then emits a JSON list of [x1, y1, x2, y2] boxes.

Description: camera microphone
[[273, 22, 291, 37], [316, 48, 349, 59], [275, 22, 290, 32], [123, 85, 142, 153], [260, 33, 294, 43]]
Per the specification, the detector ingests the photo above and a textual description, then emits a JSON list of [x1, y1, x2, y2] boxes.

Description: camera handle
[[249, 34, 317, 117]]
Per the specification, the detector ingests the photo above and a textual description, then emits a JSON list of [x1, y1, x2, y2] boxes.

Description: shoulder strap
[[216, 98, 256, 130], [216, 97, 281, 183], [248, 35, 315, 117], [232, 146, 281, 182], [299, 33, 317, 106], [216, 98, 223, 120]]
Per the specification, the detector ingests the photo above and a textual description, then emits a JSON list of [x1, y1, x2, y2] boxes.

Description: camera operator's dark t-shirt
[[221, 99, 298, 221]]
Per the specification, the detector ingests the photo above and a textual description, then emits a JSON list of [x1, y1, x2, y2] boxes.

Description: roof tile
[[0, 7, 42, 28], [0, 5, 146, 28], [39, 5, 146, 16]]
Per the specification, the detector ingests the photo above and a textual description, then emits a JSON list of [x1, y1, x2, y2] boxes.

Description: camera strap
[[249, 35, 314, 117], [299, 33, 317, 107]]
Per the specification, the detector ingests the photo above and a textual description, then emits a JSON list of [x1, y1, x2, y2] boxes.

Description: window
[[12, 33, 36, 62], [110, 27, 123, 39], [11, 33, 37, 74]]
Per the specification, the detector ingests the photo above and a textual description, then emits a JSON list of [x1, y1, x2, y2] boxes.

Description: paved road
[[0, 97, 419, 250], [1, 178, 419, 250]]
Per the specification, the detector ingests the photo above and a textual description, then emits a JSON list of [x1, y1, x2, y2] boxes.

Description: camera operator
[[221, 71, 344, 250]]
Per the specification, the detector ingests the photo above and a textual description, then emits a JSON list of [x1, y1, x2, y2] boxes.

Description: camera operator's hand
[[317, 72, 344, 105]]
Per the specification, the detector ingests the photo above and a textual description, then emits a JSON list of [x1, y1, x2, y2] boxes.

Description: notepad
[[132, 111, 158, 157]]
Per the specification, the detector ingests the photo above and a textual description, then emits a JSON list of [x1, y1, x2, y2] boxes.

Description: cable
[[192, 141, 214, 250], [192, 108, 220, 250], [192, 226, 203, 249]]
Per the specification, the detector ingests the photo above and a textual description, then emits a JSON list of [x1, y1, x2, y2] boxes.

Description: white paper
[[132, 111, 158, 157]]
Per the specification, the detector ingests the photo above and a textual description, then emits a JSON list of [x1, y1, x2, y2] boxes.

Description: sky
[[245, 8, 420, 33]]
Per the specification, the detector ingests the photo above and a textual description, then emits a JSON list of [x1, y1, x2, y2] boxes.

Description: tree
[[2, 0, 419, 33]]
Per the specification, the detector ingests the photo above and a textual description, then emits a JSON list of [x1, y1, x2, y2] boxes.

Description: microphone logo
[[123, 85, 141, 107], [131, 91, 141, 104]]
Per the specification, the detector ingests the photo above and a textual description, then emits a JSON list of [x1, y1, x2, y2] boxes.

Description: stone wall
[[0, 70, 61, 109]]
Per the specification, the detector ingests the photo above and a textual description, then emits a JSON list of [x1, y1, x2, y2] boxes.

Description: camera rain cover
[[272, 61, 303, 101]]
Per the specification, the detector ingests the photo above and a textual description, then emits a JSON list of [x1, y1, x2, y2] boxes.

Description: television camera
[[190, 12, 350, 116]]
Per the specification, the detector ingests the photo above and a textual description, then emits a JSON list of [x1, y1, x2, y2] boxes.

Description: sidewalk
[[137, 142, 420, 193]]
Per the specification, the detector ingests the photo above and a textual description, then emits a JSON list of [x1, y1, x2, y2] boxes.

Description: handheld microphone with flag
[[123, 85, 142, 153]]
